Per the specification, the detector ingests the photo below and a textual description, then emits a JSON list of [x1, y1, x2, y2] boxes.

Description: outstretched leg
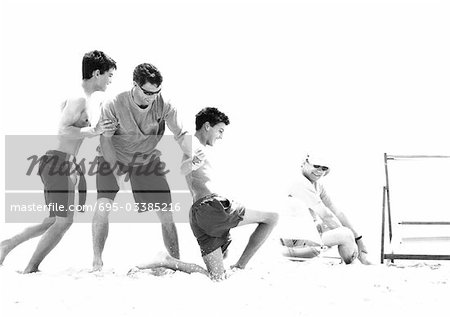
[[0, 217, 56, 265], [232, 208, 279, 269], [23, 212, 74, 273], [131, 252, 208, 276], [92, 198, 113, 271]]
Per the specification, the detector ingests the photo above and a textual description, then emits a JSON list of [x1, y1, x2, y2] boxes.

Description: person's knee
[[43, 217, 56, 227], [94, 198, 113, 218], [338, 228, 358, 264], [269, 212, 279, 226], [161, 221, 177, 231], [342, 249, 358, 264], [340, 227, 355, 244], [53, 217, 73, 232], [262, 211, 279, 225]]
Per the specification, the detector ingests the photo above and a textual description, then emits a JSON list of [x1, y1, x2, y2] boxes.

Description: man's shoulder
[[192, 136, 204, 150], [288, 176, 316, 195], [290, 176, 312, 188], [63, 96, 86, 113], [103, 91, 129, 108], [159, 94, 179, 111], [315, 181, 326, 195]]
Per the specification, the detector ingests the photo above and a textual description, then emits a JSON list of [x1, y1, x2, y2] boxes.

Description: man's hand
[[192, 148, 205, 167], [94, 119, 119, 135], [308, 208, 324, 235], [356, 239, 373, 265]]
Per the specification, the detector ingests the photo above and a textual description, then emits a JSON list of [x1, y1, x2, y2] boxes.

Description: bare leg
[[203, 248, 226, 281], [23, 212, 74, 273], [92, 198, 113, 271], [233, 209, 279, 269], [281, 246, 321, 258], [322, 227, 358, 264], [132, 252, 208, 276], [156, 209, 180, 259], [0, 217, 56, 265]]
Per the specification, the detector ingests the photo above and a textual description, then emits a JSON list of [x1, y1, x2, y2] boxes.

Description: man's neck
[[195, 131, 208, 146], [303, 172, 316, 184], [81, 80, 97, 97], [130, 87, 149, 109]]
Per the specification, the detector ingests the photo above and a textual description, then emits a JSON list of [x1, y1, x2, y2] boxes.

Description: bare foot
[[127, 266, 174, 277], [0, 240, 12, 265], [127, 266, 140, 277], [153, 251, 172, 265], [90, 259, 103, 273], [230, 264, 244, 271], [22, 266, 40, 274], [128, 252, 171, 275], [149, 267, 175, 276]]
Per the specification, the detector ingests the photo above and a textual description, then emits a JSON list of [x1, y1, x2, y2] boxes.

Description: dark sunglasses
[[313, 165, 329, 171], [140, 85, 161, 96]]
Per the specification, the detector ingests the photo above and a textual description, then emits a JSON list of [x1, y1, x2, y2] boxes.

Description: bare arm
[[310, 203, 342, 230], [180, 148, 205, 175], [320, 186, 360, 237], [163, 102, 193, 156], [327, 200, 371, 261]]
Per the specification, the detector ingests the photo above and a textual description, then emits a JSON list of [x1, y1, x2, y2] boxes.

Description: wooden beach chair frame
[[380, 153, 450, 263]]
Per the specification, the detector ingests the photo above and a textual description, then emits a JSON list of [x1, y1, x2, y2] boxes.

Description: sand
[[1, 224, 449, 317]]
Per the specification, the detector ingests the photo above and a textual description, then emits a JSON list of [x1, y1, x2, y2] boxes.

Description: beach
[[2, 0, 450, 316], [1, 223, 449, 317]]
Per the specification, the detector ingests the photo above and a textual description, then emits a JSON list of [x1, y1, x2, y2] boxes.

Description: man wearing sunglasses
[[91, 63, 194, 271], [281, 154, 372, 264]]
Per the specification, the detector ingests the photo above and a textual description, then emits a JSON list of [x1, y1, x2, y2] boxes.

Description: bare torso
[[55, 98, 91, 156], [184, 141, 217, 202]]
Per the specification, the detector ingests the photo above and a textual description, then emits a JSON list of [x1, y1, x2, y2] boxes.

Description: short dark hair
[[133, 63, 163, 87], [82, 50, 117, 80], [195, 107, 230, 131]]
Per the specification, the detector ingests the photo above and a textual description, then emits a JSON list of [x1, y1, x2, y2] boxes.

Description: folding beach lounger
[[380, 153, 450, 263]]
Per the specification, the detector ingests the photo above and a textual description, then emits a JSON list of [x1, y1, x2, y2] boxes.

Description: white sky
[[1, 0, 450, 252]]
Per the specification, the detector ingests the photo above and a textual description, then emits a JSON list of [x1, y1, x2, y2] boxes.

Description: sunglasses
[[139, 85, 161, 96], [313, 165, 329, 171]]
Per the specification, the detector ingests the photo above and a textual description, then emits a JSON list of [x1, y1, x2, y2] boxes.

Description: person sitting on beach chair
[[279, 199, 332, 260], [282, 154, 372, 264]]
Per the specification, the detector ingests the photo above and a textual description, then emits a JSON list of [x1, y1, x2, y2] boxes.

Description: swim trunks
[[189, 194, 245, 256], [38, 150, 86, 217], [96, 156, 171, 211]]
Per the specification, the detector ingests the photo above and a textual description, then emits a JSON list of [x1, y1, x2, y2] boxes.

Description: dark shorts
[[39, 150, 86, 217], [189, 194, 246, 257], [96, 156, 171, 211]]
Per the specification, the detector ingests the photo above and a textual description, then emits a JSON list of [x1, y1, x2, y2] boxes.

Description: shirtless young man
[[0, 50, 117, 273], [130, 107, 279, 280]]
